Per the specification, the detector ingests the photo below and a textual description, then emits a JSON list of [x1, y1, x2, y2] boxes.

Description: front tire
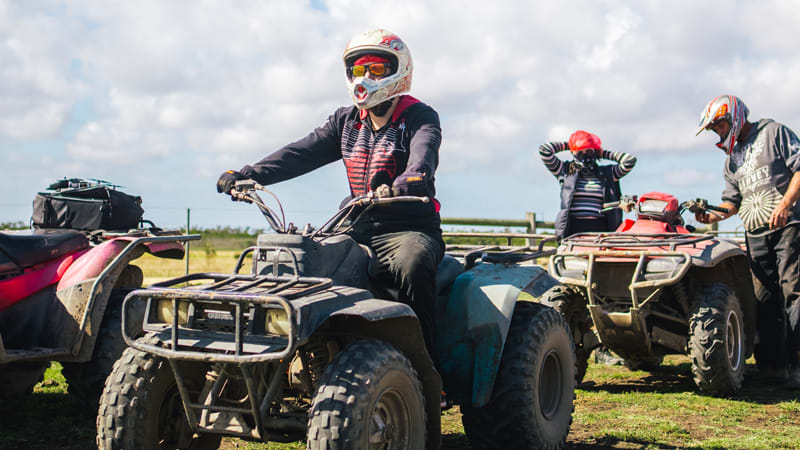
[[96, 337, 220, 450], [461, 302, 575, 450], [540, 285, 594, 384], [307, 339, 425, 450], [689, 282, 745, 396]]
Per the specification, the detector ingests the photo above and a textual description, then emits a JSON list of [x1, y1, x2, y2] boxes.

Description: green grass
[[5, 354, 799, 449]]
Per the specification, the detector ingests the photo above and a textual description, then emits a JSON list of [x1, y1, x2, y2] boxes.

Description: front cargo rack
[[121, 272, 332, 363], [562, 232, 715, 252]]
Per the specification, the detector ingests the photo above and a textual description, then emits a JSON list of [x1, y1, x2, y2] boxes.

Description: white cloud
[[1, 0, 799, 229]]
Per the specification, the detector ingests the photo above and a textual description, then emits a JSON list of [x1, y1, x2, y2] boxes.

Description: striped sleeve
[[601, 150, 637, 181], [539, 141, 570, 176]]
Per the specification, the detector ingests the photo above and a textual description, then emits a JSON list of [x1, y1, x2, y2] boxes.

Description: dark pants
[[351, 229, 444, 359], [566, 217, 609, 237], [746, 224, 800, 370]]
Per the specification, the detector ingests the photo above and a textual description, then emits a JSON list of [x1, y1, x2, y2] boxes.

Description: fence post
[[185, 208, 191, 276], [525, 212, 536, 246]]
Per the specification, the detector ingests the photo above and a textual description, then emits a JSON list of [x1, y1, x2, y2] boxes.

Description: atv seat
[[0, 229, 89, 269], [436, 255, 464, 294]]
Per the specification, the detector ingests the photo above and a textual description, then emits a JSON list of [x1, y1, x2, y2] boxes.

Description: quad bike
[[0, 224, 197, 407], [546, 192, 756, 396], [97, 180, 577, 450]]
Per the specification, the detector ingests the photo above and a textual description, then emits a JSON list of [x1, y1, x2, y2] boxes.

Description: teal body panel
[[436, 263, 558, 407]]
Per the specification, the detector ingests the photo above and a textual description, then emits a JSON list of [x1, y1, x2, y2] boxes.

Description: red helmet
[[568, 130, 602, 154]]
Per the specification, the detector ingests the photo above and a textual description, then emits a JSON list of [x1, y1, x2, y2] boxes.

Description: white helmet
[[696, 95, 749, 154], [343, 29, 413, 110]]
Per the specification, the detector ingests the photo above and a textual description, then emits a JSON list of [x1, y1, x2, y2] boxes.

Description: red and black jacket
[[240, 95, 442, 233]]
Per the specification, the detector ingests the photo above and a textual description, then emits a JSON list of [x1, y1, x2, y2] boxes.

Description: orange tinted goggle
[[351, 62, 390, 78]]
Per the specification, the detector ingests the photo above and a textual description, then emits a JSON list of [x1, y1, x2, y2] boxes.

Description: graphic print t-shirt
[[721, 119, 800, 234]]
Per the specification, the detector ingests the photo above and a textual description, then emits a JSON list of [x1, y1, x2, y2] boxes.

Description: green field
[[2, 245, 799, 449], [2, 356, 799, 449]]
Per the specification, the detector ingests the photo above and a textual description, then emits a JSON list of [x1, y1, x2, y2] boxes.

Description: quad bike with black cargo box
[[97, 180, 577, 450], [0, 178, 198, 408], [546, 192, 756, 396]]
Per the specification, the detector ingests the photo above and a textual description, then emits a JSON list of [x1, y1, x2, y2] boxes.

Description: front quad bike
[[0, 225, 197, 406], [98, 181, 576, 450], [548, 192, 756, 396]]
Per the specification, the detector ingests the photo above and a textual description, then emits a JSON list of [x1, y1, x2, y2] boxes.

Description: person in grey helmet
[[696, 94, 800, 386]]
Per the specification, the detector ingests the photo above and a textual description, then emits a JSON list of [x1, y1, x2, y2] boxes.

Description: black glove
[[216, 170, 247, 195]]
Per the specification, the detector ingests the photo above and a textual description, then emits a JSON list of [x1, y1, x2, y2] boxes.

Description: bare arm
[[695, 201, 739, 224], [769, 171, 800, 229]]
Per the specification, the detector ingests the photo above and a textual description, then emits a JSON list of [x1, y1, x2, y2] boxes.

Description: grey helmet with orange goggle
[[343, 29, 413, 110], [696, 95, 749, 154]]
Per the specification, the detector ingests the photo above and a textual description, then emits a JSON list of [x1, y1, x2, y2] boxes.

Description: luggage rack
[[562, 232, 715, 252], [123, 272, 333, 363], [446, 236, 558, 269]]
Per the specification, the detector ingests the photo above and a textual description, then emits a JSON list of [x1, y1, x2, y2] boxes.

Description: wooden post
[[185, 208, 191, 276], [525, 212, 536, 246]]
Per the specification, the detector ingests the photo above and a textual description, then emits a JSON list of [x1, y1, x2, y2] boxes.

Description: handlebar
[[682, 198, 730, 218], [312, 191, 429, 237], [601, 195, 637, 213], [705, 203, 731, 214], [228, 180, 430, 237]]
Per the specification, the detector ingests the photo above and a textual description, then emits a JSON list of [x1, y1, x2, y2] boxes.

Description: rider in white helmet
[[696, 94, 800, 386], [217, 29, 444, 360]]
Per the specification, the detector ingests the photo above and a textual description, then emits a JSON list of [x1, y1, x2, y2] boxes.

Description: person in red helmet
[[216, 29, 443, 359], [539, 130, 637, 367], [539, 130, 637, 239], [696, 94, 800, 386]]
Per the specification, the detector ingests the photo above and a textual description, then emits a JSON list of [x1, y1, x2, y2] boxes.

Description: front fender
[[57, 234, 199, 361], [437, 263, 558, 407]]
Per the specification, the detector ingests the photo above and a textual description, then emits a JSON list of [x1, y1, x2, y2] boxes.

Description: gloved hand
[[216, 170, 247, 195], [374, 184, 393, 198]]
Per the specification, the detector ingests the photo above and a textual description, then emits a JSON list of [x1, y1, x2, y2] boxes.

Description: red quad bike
[[546, 192, 756, 396], [0, 224, 198, 407]]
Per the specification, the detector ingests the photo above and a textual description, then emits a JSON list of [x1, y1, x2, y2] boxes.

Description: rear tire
[[96, 336, 220, 450], [307, 339, 425, 450], [689, 282, 745, 396], [540, 284, 593, 384], [461, 302, 575, 450]]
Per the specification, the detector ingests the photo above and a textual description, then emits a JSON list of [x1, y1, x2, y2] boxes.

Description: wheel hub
[[539, 349, 564, 420], [369, 388, 409, 449], [726, 309, 743, 371]]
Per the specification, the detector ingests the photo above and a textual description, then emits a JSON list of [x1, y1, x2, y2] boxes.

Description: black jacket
[[240, 95, 442, 233]]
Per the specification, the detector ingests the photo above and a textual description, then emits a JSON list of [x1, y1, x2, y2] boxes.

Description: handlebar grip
[[706, 204, 731, 214], [602, 201, 620, 209]]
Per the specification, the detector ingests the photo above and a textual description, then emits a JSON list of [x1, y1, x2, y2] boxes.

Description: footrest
[[0, 347, 72, 363]]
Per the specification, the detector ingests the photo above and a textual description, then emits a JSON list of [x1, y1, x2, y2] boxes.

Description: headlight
[[645, 256, 683, 273], [265, 308, 291, 335], [562, 256, 589, 274], [157, 299, 190, 325], [639, 199, 668, 213]]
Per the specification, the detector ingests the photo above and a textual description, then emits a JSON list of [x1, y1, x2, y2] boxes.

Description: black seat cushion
[[0, 229, 89, 269]]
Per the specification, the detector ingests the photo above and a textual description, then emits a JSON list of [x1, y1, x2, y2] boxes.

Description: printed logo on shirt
[[735, 133, 779, 231]]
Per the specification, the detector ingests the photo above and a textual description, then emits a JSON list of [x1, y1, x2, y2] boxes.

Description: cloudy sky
[[2, 0, 799, 232]]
